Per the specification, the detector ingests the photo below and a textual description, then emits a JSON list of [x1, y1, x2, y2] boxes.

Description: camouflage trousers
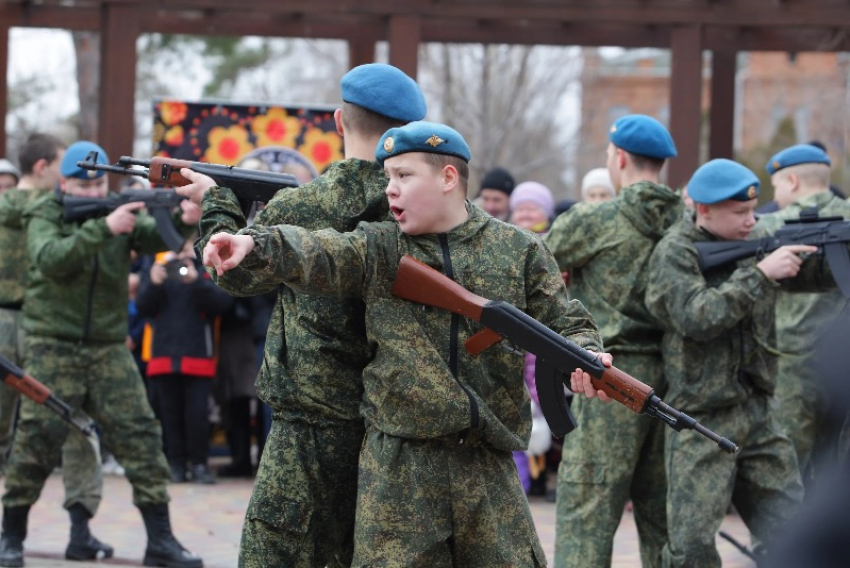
[[0, 309, 102, 515], [352, 427, 546, 568], [554, 352, 667, 568], [662, 394, 803, 568], [3, 336, 169, 510], [239, 417, 364, 568]]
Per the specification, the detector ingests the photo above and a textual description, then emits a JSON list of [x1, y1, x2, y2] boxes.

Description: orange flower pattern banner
[[152, 99, 341, 182]]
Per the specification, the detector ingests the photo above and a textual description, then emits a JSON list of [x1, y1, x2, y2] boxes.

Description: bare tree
[[419, 43, 583, 199]]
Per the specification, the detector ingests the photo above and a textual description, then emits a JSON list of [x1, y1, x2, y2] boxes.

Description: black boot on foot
[[65, 503, 114, 560], [0, 505, 30, 568], [139, 503, 203, 568]]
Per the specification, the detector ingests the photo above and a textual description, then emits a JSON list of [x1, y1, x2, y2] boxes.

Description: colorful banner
[[152, 99, 343, 184]]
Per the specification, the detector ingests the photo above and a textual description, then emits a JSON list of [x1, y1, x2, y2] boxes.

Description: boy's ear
[[441, 164, 459, 193], [617, 149, 627, 171], [333, 108, 345, 137], [695, 202, 711, 218], [32, 157, 48, 177]]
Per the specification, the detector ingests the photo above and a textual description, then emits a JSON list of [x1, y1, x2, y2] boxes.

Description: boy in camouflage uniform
[[645, 158, 832, 568], [757, 144, 850, 483], [545, 114, 681, 568], [0, 141, 203, 568], [203, 121, 612, 567], [0, 133, 110, 562], [177, 64, 427, 567]]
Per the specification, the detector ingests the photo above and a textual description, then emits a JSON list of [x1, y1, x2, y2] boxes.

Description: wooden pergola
[[1, 0, 849, 187]]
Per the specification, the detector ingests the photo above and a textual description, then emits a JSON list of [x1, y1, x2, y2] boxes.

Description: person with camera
[[137, 238, 234, 484]]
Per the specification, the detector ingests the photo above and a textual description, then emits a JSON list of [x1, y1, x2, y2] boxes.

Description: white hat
[[581, 168, 614, 199], [0, 159, 21, 181]]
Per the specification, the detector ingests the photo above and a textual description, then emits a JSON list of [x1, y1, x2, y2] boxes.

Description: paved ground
[[3, 467, 756, 567]]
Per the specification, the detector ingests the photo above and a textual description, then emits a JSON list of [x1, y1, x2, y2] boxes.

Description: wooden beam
[[388, 15, 420, 79], [668, 25, 704, 189], [98, 3, 139, 161], [0, 5, 100, 31], [0, 24, 7, 159], [709, 48, 736, 160], [348, 35, 377, 69]]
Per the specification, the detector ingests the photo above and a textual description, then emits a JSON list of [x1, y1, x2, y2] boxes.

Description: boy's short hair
[[341, 102, 406, 139], [626, 152, 666, 173], [18, 133, 65, 175], [421, 153, 469, 192]]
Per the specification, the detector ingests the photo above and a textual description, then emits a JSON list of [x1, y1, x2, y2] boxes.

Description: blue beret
[[766, 144, 831, 175], [341, 64, 427, 122], [608, 114, 677, 159], [375, 121, 471, 167], [687, 159, 759, 205], [61, 141, 109, 179]]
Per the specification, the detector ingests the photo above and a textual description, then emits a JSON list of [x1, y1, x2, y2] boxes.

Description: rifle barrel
[[118, 156, 152, 167], [76, 161, 149, 178]]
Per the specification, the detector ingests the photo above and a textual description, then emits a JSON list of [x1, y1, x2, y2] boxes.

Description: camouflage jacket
[[545, 180, 683, 355], [237, 204, 603, 451], [22, 192, 184, 343], [756, 191, 850, 357], [199, 159, 390, 424], [645, 211, 834, 412], [0, 187, 49, 306]]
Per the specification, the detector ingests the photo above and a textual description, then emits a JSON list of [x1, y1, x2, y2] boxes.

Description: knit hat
[[0, 159, 20, 182], [510, 181, 555, 219], [580, 168, 615, 199], [479, 167, 515, 196]]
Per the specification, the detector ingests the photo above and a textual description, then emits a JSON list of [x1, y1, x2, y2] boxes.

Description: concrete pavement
[[4, 468, 756, 567]]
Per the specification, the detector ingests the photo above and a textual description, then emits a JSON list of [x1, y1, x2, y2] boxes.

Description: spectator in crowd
[[580, 167, 616, 203], [214, 297, 258, 478], [476, 167, 516, 220], [137, 238, 234, 485], [0, 159, 21, 194], [509, 181, 555, 233]]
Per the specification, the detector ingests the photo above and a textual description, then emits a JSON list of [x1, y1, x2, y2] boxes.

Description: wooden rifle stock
[[390, 255, 488, 321], [148, 157, 193, 187]]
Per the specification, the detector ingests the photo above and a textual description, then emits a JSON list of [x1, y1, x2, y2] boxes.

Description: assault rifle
[[694, 213, 850, 298], [0, 353, 96, 439], [77, 153, 299, 205], [391, 255, 739, 454], [62, 188, 188, 252]]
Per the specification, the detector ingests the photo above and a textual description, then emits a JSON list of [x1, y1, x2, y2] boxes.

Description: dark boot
[[65, 503, 114, 561], [0, 505, 29, 568], [138, 503, 202, 568]]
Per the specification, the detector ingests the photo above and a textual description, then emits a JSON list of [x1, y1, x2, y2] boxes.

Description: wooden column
[[98, 2, 139, 160], [709, 47, 737, 160], [348, 35, 376, 69], [0, 24, 8, 159], [668, 25, 703, 189], [388, 15, 420, 78]]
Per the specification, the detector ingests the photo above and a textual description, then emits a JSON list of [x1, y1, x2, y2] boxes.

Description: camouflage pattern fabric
[[756, 191, 850, 478], [554, 353, 666, 568], [644, 211, 835, 566], [0, 307, 23, 468], [200, 159, 390, 566], [22, 192, 191, 342], [646, 211, 834, 412], [662, 397, 802, 568], [352, 427, 546, 568], [545, 181, 682, 568], [0, 187, 103, 514], [239, 419, 362, 568], [240, 203, 602, 449], [0, 308, 102, 514], [3, 338, 169, 509], [237, 203, 601, 563], [0, 187, 48, 306]]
